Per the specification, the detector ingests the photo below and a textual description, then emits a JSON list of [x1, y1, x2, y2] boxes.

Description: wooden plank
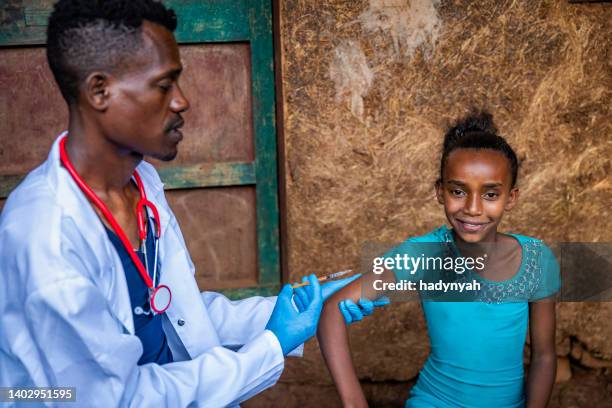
[[24, 7, 51, 27], [0, 174, 23, 199], [219, 283, 280, 300], [272, 0, 290, 285], [248, 0, 281, 286], [155, 162, 256, 189], [0, 0, 250, 46], [0, 162, 255, 198], [169, 0, 250, 43], [0, 1, 54, 46]]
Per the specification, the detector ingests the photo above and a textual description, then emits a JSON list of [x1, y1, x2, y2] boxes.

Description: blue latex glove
[[292, 274, 362, 312], [338, 296, 390, 324], [266, 274, 358, 355]]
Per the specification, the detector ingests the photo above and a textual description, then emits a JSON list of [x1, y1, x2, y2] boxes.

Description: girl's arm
[[317, 270, 395, 407], [526, 299, 557, 408]]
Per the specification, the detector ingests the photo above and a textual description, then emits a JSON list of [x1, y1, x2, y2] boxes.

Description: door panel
[[155, 43, 255, 167], [167, 186, 258, 290], [0, 47, 65, 176]]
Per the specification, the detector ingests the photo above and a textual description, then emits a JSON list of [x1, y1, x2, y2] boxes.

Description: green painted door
[[0, 0, 281, 298]]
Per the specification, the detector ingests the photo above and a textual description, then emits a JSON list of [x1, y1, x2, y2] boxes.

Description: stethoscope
[[59, 135, 172, 314]]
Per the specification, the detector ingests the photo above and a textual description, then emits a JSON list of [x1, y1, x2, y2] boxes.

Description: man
[[0, 1, 384, 406]]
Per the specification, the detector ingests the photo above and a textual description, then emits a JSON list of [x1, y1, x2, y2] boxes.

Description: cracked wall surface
[[249, 0, 611, 406]]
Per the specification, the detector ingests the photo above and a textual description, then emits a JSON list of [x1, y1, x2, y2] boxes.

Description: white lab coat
[[0, 133, 299, 407]]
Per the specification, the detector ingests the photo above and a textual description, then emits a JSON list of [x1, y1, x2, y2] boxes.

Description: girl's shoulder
[[495, 231, 561, 302], [504, 232, 557, 265], [510, 234, 561, 301]]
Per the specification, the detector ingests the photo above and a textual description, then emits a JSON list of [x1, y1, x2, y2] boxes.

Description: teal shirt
[[386, 226, 560, 408]]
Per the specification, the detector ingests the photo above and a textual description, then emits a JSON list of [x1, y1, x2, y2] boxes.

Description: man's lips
[[166, 118, 184, 141], [167, 118, 184, 132], [169, 128, 183, 142], [456, 219, 490, 232]]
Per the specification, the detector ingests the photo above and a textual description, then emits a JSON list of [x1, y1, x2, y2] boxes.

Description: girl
[[318, 112, 560, 408]]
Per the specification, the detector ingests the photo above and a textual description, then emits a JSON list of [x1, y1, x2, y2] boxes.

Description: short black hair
[[46, 0, 177, 103], [439, 111, 519, 187]]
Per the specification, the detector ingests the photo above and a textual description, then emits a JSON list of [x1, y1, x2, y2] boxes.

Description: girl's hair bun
[[439, 110, 519, 187], [443, 111, 498, 152]]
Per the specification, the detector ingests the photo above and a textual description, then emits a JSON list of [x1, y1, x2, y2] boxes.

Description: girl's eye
[[450, 189, 465, 197], [483, 192, 499, 200]]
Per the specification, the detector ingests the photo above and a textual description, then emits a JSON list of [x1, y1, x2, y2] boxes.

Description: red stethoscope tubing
[[59, 136, 171, 313]]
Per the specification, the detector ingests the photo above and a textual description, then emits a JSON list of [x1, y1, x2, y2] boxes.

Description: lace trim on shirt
[[440, 228, 543, 304]]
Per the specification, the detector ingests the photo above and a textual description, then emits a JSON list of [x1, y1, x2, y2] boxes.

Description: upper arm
[[528, 244, 559, 358], [529, 300, 556, 358], [328, 269, 396, 305], [530, 244, 561, 301]]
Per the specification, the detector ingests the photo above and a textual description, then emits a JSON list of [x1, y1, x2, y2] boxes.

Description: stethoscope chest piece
[[150, 284, 172, 314]]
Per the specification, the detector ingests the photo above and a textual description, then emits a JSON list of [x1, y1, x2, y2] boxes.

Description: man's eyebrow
[[155, 66, 183, 80]]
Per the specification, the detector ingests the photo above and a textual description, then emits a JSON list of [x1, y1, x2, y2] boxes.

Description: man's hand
[[292, 274, 362, 312], [292, 275, 388, 324], [266, 274, 360, 356]]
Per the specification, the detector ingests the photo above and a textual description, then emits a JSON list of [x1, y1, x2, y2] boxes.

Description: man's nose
[[170, 83, 190, 113]]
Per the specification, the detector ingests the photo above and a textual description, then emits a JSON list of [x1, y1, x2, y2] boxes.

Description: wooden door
[[0, 0, 281, 298]]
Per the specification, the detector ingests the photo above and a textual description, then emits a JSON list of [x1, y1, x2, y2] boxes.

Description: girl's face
[[435, 148, 519, 243]]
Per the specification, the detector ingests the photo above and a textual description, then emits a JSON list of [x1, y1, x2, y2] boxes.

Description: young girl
[[318, 112, 560, 408]]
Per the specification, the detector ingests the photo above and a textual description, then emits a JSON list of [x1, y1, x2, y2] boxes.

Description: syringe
[[291, 269, 353, 288]]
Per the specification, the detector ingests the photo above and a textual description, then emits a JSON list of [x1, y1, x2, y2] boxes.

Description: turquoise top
[[386, 225, 561, 408]]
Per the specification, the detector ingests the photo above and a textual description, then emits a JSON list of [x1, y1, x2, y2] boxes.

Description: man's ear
[[83, 72, 111, 111], [435, 180, 444, 205], [505, 187, 520, 211]]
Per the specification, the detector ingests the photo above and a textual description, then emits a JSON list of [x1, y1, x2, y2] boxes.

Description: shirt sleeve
[[201, 292, 304, 357], [530, 243, 562, 301]]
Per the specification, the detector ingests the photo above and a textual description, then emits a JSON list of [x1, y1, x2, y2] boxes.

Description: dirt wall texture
[[247, 0, 611, 406]]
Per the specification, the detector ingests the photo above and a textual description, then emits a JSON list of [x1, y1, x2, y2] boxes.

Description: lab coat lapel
[[46, 134, 135, 334], [136, 164, 222, 354]]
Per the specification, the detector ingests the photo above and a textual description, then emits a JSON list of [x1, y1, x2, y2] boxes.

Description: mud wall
[[248, 0, 611, 406]]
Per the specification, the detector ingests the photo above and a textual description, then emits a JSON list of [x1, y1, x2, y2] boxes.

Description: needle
[[291, 269, 353, 288]]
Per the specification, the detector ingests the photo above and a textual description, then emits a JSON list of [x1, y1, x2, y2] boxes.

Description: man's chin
[[160, 151, 178, 161], [151, 148, 178, 162]]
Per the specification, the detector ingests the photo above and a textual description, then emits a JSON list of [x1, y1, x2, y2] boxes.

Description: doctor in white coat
[[0, 1, 384, 407]]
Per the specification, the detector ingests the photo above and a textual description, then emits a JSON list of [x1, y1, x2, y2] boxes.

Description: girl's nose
[[464, 193, 483, 216]]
